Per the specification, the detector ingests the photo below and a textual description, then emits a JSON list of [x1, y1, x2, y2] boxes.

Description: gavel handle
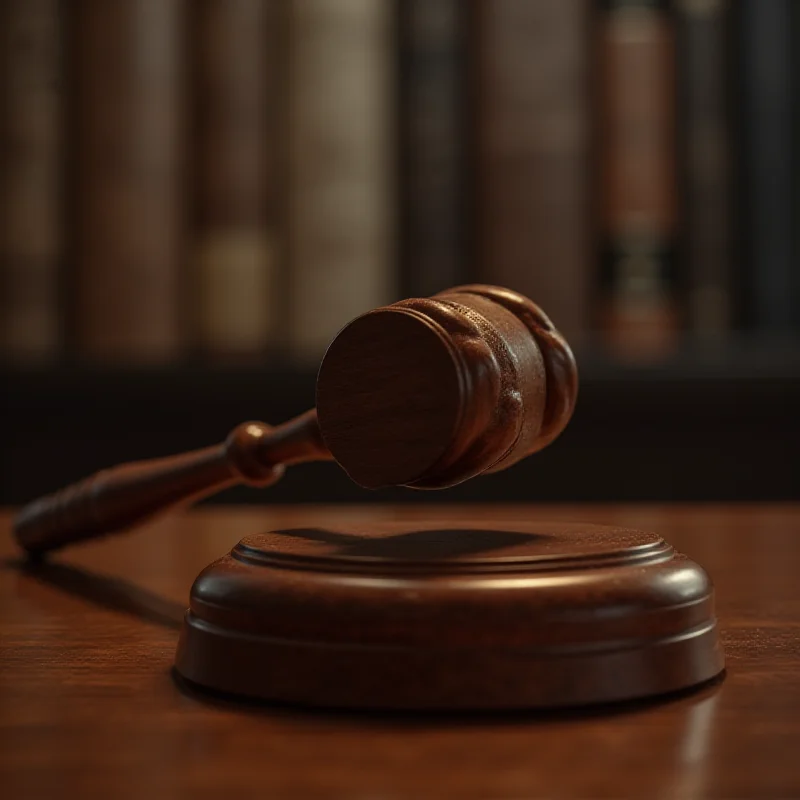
[[13, 409, 330, 557]]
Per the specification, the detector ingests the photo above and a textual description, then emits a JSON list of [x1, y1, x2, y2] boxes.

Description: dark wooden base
[[174, 520, 724, 710]]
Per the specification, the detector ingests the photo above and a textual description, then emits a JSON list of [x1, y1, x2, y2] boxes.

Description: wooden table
[[2, 504, 799, 798]]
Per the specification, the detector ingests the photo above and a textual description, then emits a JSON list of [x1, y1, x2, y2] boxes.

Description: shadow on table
[[3, 556, 185, 630]]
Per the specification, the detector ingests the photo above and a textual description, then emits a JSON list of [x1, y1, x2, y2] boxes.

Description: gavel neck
[[234, 409, 332, 477]]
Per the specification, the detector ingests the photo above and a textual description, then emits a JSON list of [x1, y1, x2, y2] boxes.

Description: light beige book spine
[[0, 0, 63, 362], [288, 0, 395, 362]]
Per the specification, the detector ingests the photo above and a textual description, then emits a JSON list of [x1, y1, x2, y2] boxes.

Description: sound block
[[174, 521, 724, 710]]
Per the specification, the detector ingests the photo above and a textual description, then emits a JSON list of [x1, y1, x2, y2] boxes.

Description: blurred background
[[1, 0, 798, 505]]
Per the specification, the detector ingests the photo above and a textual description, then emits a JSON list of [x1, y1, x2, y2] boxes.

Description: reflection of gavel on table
[[14, 284, 578, 556]]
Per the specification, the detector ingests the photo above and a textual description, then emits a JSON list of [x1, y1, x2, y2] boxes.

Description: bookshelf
[[2, 1, 798, 505]]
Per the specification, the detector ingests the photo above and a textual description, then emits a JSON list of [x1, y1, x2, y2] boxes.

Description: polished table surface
[[1, 504, 799, 799]]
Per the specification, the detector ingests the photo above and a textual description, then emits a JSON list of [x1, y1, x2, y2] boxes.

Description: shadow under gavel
[[14, 285, 578, 556]]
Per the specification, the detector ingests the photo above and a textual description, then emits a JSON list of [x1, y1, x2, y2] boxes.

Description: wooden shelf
[[3, 345, 799, 504]]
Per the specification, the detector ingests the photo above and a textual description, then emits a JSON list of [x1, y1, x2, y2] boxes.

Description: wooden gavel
[[14, 285, 578, 556]]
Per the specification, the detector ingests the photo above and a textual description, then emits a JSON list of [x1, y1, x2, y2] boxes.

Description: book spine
[[73, 0, 185, 362], [738, 0, 795, 331], [795, 0, 800, 321], [0, 0, 64, 362], [287, 0, 395, 362], [678, 0, 733, 341], [475, 0, 592, 344], [191, 0, 284, 360], [596, 0, 680, 361], [398, 0, 467, 298]]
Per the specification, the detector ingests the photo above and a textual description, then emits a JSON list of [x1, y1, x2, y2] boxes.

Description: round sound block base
[[174, 521, 724, 710]]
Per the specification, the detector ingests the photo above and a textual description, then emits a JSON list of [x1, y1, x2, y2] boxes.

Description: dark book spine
[[737, 0, 796, 331], [398, 0, 467, 298], [73, 0, 186, 362], [190, 0, 284, 359], [475, 0, 592, 344], [795, 1, 800, 318], [0, 0, 64, 362], [596, 0, 680, 361], [678, 0, 733, 341]]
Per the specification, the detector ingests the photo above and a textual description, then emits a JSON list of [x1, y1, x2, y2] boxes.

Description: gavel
[[14, 285, 578, 556]]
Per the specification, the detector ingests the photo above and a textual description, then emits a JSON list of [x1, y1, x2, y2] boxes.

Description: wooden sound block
[[174, 521, 724, 710]]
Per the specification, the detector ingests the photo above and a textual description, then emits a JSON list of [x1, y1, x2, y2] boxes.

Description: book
[[737, 0, 797, 331], [678, 0, 734, 341], [0, 0, 63, 362], [474, 0, 592, 344], [72, 0, 185, 362], [287, 0, 395, 362], [795, 1, 800, 323], [190, 0, 285, 359], [596, 0, 680, 361], [397, 0, 467, 298]]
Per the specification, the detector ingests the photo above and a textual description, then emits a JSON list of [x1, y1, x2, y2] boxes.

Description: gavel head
[[315, 285, 578, 490]]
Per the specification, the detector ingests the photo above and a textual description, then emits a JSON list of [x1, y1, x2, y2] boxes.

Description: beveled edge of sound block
[[174, 521, 725, 710]]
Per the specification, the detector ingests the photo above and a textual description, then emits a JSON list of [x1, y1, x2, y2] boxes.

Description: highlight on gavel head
[[315, 284, 578, 490]]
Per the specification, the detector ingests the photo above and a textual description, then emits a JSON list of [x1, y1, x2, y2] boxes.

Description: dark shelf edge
[[3, 357, 799, 504]]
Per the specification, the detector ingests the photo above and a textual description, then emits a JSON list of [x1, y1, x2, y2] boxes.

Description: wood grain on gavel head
[[316, 284, 578, 489]]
